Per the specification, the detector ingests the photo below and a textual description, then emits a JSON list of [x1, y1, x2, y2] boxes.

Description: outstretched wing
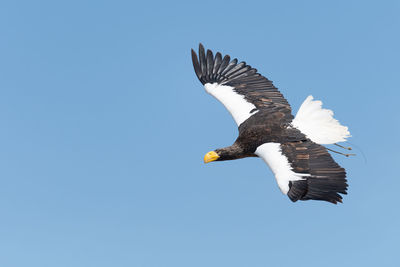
[[191, 43, 292, 126], [255, 140, 347, 204]]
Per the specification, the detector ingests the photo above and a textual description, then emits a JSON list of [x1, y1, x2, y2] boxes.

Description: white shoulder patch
[[255, 143, 309, 194], [204, 82, 258, 126], [292, 95, 351, 144]]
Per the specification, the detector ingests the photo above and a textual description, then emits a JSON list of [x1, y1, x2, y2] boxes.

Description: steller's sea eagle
[[191, 44, 352, 204]]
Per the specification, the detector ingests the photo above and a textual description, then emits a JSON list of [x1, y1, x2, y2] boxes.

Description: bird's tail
[[291, 95, 350, 145]]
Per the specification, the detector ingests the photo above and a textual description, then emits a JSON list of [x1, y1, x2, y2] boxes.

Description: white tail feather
[[292, 95, 350, 145]]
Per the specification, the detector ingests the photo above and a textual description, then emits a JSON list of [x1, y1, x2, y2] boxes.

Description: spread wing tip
[[191, 43, 208, 84], [288, 177, 348, 204], [191, 43, 251, 85], [191, 48, 202, 81]]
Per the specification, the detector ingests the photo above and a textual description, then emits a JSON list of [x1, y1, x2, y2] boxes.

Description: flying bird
[[191, 44, 352, 204]]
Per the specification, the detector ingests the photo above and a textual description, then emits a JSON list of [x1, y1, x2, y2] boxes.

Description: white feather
[[292, 95, 350, 144], [255, 143, 309, 194], [204, 83, 258, 126]]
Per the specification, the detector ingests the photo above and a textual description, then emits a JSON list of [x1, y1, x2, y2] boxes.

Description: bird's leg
[[334, 143, 352, 150], [327, 147, 356, 157]]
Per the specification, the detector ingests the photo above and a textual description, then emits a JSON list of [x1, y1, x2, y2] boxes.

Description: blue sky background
[[0, 1, 399, 266]]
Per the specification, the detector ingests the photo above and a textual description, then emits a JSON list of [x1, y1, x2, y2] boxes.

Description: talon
[[334, 143, 352, 150], [327, 148, 356, 157]]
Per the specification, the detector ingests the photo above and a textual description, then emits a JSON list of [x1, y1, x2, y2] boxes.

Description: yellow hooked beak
[[204, 151, 220, 163]]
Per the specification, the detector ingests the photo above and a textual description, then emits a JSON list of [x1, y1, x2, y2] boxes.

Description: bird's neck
[[216, 143, 249, 161]]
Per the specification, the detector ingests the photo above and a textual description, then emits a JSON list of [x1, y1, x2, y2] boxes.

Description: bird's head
[[204, 147, 243, 163]]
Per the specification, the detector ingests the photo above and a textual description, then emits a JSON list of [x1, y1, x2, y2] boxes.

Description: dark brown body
[[217, 108, 307, 161]]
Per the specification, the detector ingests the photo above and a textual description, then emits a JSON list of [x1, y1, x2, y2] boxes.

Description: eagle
[[191, 44, 352, 204]]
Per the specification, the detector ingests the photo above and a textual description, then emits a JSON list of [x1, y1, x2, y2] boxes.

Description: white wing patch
[[204, 82, 258, 126], [292, 95, 350, 144], [255, 143, 309, 194]]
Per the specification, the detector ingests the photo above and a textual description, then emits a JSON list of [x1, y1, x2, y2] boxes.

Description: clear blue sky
[[0, 1, 399, 266]]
